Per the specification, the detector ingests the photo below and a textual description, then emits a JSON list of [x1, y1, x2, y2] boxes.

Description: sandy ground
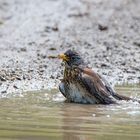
[[0, 0, 140, 96]]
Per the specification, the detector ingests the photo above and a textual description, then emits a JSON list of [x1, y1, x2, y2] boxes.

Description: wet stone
[[127, 76, 133, 80], [137, 76, 140, 80], [13, 85, 19, 89], [49, 47, 57, 51], [20, 48, 27, 52], [28, 42, 36, 46], [133, 41, 140, 47], [1, 90, 7, 94], [98, 24, 108, 31], [101, 63, 110, 68], [43, 64, 47, 68], [48, 55, 57, 59], [125, 70, 136, 74], [121, 62, 126, 66], [44, 25, 59, 32], [0, 76, 6, 81], [16, 76, 22, 80], [50, 75, 55, 79], [39, 69, 44, 73], [52, 26, 59, 31]]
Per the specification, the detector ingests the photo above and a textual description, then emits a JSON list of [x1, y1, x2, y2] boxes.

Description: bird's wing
[[97, 74, 116, 95], [97, 74, 131, 100], [78, 67, 117, 104]]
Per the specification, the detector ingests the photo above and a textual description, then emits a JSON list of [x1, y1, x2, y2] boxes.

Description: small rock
[[37, 53, 40, 57], [101, 63, 109, 67], [20, 47, 27, 52], [40, 54, 47, 59], [28, 42, 36, 45], [84, 41, 92, 47], [130, 66, 140, 71], [44, 26, 51, 32], [48, 55, 57, 59], [50, 75, 55, 79], [119, 75, 123, 78], [121, 62, 126, 66], [133, 41, 140, 47], [23, 75, 27, 80], [98, 24, 108, 31], [49, 47, 56, 50], [13, 85, 19, 89], [0, 76, 6, 81], [106, 46, 111, 51], [44, 25, 59, 32], [16, 76, 21, 80], [52, 26, 59, 31], [127, 76, 133, 80], [126, 70, 135, 74], [56, 73, 61, 79], [10, 77, 16, 81], [39, 69, 44, 73], [68, 12, 89, 17], [137, 76, 140, 79], [1, 90, 7, 94], [43, 64, 47, 68]]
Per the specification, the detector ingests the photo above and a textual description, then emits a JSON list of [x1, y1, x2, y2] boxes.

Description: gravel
[[0, 0, 140, 95]]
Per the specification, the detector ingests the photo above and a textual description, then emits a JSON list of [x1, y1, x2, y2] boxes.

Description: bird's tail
[[113, 93, 140, 103]]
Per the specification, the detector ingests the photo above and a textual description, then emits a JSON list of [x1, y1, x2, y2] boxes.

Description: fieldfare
[[58, 50, 139, 104]]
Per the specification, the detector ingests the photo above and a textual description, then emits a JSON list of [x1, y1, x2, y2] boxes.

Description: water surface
[[0, 85, 140, 140]]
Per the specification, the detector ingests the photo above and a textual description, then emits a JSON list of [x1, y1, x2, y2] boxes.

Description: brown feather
[[79, 67, 140, 103]]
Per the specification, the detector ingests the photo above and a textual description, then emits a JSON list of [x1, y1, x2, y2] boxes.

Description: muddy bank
[[0, 0, 140, 95]]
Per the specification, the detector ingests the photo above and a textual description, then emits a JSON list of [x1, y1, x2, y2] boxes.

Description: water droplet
[[92, 114, 96, 117], [106, 115, 110, 118]]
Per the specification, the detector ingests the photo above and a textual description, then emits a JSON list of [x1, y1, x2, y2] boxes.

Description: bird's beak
[[58, 53, 69, 61]]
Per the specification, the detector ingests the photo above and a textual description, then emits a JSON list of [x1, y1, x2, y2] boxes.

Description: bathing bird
[[58, 49, 139, 104]]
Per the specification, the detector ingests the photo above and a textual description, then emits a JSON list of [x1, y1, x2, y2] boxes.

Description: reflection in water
[[61, 104, 91, 140], [0, 85, 140, 140]]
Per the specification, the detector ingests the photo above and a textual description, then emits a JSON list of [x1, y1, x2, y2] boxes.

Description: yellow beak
[[58, 53, 69, 61]]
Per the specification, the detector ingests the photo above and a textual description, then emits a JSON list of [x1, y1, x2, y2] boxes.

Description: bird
[[58, 49, 139, 104]]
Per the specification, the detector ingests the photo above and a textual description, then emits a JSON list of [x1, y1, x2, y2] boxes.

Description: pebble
[[13, 85, 19, 89], [133, 41, 140, 47], [1, 90, 7, 94], [20, 48, 27, 52], [98, 24, 108, 31], [0, 76, 6, 81]]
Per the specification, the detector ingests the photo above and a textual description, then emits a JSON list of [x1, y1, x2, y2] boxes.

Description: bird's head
[[58, 49, 84, 67]]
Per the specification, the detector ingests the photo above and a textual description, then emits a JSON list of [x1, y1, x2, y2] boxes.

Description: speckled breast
[[63, 67, 97, 104]]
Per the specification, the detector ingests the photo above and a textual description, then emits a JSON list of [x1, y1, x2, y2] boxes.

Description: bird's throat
[[64, 66, 80, 81]]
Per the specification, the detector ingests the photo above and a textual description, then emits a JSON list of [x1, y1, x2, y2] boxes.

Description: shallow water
[[0, 85, 140, 140]]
